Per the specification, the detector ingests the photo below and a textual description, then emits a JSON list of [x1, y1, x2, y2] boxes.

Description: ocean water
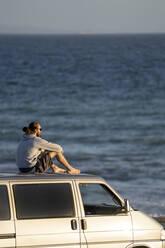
[[0, 33, 165, 217]]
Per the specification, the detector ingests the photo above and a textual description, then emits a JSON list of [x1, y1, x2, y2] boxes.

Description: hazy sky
[[0, 0, 165, 34]]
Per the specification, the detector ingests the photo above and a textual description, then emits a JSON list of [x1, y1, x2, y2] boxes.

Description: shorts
[[35, 151, 53, 173]]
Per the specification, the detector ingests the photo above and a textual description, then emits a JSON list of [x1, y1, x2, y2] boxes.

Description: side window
[[79, 183, 122, 216], [0, 185, 10, 220], [13, 183, 75, 219]]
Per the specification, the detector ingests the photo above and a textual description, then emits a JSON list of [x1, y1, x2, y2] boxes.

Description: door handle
[[71, 219, 77, 230], [0, 233, 16, 239], [81, 219, 87, 230]]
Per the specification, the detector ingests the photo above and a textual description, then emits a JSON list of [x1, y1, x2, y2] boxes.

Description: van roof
[[0, 173, 104, 182]]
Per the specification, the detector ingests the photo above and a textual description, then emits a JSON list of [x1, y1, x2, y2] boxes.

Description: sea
[[0, 33, 165, 219]]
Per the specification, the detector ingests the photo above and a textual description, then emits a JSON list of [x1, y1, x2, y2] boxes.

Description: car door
[[75, 179, 133, 248], [11, 180, 86, 248], [0, 183, 15, 248]]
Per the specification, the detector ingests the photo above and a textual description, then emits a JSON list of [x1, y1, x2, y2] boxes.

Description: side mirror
[[123, 199, 130, 212]]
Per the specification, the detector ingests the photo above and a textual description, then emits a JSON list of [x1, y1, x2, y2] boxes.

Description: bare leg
[[49, 152, 80, 175], [56, 152, 80, 175]]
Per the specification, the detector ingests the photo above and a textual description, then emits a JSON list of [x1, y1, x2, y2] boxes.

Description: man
[[16, 121, 80, 174]]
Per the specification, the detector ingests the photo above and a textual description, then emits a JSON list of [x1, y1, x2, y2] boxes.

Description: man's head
[[22, 121, 42, 137]]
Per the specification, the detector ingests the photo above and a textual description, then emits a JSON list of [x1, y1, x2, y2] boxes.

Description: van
[[0, 173, 165, 248]]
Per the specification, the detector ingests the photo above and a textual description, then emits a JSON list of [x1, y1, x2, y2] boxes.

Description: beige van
[[0, 173, 165, 248]]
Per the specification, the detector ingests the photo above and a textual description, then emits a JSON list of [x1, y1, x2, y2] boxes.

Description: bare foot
[[52, 165, 66, 174], [68, 168, 80, 175]]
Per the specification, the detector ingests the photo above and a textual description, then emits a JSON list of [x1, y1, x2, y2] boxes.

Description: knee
[[55, 152, 63, 160], [49, 151, 58, 159], [55, 152, 62, 157]]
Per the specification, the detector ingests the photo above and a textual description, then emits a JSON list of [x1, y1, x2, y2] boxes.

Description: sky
[[0, 0, 165, 34]]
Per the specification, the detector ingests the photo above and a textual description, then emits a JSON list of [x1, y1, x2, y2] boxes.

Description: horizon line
[[0, 31, 165, 36]]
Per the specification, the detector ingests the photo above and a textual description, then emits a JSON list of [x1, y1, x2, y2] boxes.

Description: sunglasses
[[36, 127, 42, 131]]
